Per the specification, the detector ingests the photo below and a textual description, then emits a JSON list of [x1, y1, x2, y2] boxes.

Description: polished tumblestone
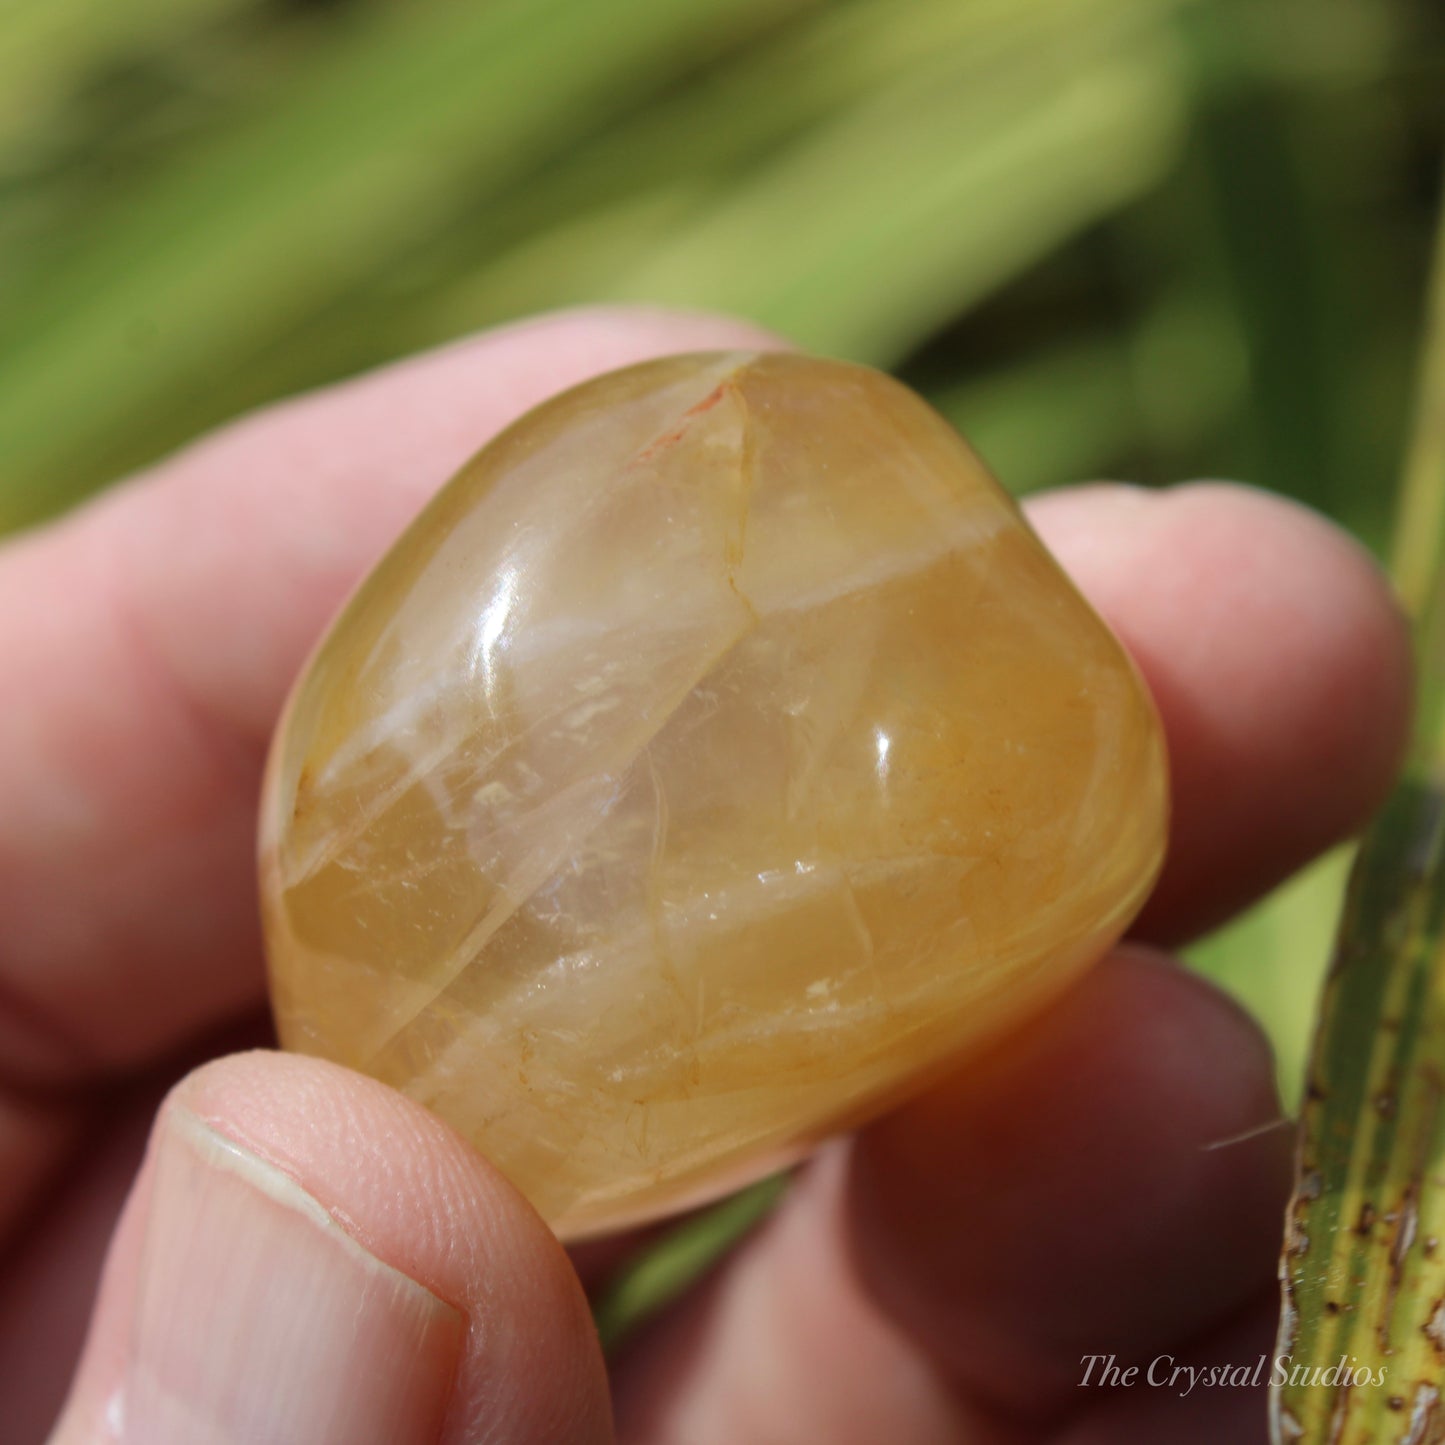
[[260, 353, 1168, 1239]]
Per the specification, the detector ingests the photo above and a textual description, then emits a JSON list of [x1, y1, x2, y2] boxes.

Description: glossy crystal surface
[[260, 353, 1168, 1238]]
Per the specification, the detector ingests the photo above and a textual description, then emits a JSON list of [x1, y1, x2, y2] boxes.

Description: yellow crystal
[[260, 353, 1167, 1239]]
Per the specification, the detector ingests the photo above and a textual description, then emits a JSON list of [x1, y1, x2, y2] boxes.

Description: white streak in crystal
[[747, 506, 1007, 617]]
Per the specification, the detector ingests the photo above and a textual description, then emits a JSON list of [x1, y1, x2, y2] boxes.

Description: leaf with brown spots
[[1272, 174, 1445, 1443]]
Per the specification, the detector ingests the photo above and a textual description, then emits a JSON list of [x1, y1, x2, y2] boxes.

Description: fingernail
[[122, 1109, 463, 1445]]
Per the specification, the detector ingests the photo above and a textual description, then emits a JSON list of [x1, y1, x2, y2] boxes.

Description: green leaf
[[592, 1174, 788, 1354], [597, 21, 1188, 362], [1271, 173, 1445, 1442], [0, 0, 245, 153], [0, 0, 808, 526]]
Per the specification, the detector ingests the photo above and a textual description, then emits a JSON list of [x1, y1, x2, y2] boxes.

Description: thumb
[[50, 1051, 612, 1445]]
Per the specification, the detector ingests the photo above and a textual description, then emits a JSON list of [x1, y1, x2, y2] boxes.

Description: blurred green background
[[1, 0, 1441, 1096]]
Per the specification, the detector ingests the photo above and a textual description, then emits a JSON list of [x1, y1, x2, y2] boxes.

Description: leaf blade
[[1272, 171, 1445, 1443]]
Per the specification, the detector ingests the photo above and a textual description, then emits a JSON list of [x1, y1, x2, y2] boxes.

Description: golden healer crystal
[[260, 353, 1168, 1239]]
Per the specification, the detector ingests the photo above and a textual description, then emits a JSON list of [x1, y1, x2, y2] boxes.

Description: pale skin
[[0, 307, 1413, 1444]]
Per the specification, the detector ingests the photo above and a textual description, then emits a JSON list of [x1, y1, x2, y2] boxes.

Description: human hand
[[0, 309, 1410, 1444]]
